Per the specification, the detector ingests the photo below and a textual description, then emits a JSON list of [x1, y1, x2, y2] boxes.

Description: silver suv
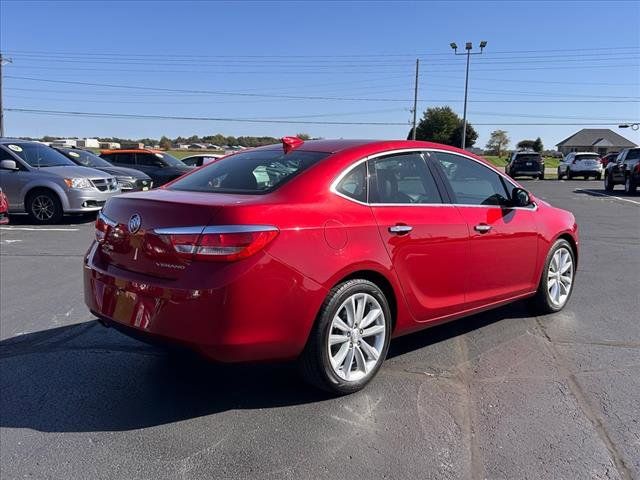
[[0, 139, 120, 224], [557, 152, 604, 180]]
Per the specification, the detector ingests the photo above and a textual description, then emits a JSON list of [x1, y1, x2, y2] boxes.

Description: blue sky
[[1, 0, 639, 149]]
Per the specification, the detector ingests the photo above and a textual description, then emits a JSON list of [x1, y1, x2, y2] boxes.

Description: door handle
[[389, 225, 413, 234], [474, 224, 492, 234]]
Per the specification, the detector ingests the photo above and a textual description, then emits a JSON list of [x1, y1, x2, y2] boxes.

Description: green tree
[[412, 106, 477, 147], [517, 139, 536, 150], [296, 133, 311, 140], [450, 122, 478, 149], [485, 130, 510, 157], [159, 136, 173, 150], [533, 137, 544, 153]]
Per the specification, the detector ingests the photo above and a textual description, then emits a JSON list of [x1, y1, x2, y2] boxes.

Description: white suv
[[558, 152, 603, 180]]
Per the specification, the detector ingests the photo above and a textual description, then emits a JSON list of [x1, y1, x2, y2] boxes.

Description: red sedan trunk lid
[[97, 190, 242, 279]]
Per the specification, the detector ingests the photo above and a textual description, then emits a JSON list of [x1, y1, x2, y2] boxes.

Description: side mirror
[[0, 159, 18, 171], [511, 187, 531, 207]]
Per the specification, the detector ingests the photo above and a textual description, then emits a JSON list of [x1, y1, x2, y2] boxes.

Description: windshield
[[5, 143, 75, 167], [156, 152, 186, 167], [60, 149, 113, 168], [169, 149, 329, 193]]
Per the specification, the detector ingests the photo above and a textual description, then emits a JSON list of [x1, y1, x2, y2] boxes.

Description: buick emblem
[[128, 214, 141, 234]]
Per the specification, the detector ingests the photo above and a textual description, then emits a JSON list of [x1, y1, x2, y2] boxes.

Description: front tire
[[299, 279, 391, 395], [557, 168, 563, 180], [530, 239, 576, 314], [567, 168, 573, 180], [26, 190, 63, 224]]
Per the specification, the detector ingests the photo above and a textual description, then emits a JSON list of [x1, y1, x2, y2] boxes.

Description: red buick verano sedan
[[84, 138, 578, 394]]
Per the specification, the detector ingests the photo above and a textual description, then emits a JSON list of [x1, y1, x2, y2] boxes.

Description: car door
[[431, 151, 539, 308], [367, 151, 470, 322], [611, 151, 627, 183]]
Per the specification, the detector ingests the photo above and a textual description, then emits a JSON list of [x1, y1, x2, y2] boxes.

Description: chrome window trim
[[329, 148, 537, 211], [98, 210, 117, 227], [154, 225, 278, 235]]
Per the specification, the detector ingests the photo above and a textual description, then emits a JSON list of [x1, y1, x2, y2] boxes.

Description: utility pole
[[411, 58, 419, 140], [0, 52, 12, 138], [450, 41, 487, 150]]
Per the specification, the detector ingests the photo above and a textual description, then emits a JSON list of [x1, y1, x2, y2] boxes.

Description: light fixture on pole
[[618, 123, 639, 131], [450, 40, 487, 149]]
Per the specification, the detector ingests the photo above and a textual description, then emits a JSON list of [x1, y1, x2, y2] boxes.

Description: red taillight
[[159, 226, 279, 262], [95, 211, 116, 243]]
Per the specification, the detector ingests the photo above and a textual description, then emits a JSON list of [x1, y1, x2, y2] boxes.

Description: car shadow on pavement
[[6, 212, 97, 226], [573, 188, 639, 199], [0, 302, 531, 433]]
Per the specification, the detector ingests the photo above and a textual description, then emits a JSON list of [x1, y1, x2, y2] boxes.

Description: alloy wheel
[[32, 195, 55, 221], [547, 247, 574, 307], [327, 292, 386, 382]]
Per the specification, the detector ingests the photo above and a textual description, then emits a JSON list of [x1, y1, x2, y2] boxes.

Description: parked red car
[[84, 138, 579, 394], [0, 187, 9, 224]]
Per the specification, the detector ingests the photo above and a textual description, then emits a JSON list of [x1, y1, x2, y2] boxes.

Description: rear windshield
[[168, 149, 329, 193], [3, 142, 75, 167], [515, 154, 541, 161], [626, 149, 640, 160], [576, 154, 600, 160]]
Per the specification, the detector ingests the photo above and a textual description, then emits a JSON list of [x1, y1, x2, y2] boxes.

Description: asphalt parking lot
[[1, 180, 639, 480]]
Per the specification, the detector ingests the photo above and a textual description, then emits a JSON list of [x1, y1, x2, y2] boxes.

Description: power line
[[5, 108, 634, 127], [5, 76, 638, 103], [3, 45, 639, 58]]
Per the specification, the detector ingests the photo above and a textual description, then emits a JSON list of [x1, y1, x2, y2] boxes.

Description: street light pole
[[450, 41, 487, 150]]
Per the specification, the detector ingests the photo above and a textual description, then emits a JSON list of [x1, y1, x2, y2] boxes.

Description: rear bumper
[[83, 242, 327, 362]]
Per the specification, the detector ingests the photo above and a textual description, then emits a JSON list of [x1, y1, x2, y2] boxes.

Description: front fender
[[20, 180, 70, 211]]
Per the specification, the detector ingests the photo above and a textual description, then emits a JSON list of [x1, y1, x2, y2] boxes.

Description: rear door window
[[368, 152, 442, 204], [336, 162, 367, 203], [136, 153, 166, 167], [169, 149, 329, 193], [112, 153, 135, 165]]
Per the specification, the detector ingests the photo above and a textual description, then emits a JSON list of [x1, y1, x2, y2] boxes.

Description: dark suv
[[505, 151, 545, 180], [604, 148, 640, 194], [99, 149, 192, 186], [54, 147, 153, 192]]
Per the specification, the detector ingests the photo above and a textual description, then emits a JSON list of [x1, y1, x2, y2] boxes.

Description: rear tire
[[557, 168, 563, 180], [605, 173, 614, 192], [596, 173, 602, 181], [538, 172, 545, 180], [26, 190, 63, 225], [625, 176, 637, 194], [567, 169, 573, 180], [530, 239, 576, 314], [299, 279, 391, 395]]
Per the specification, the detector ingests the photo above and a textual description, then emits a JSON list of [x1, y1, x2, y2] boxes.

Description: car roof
[[100, 149, 163, 154], [255, 138, 480, 156], [0, 138, 40, 144]]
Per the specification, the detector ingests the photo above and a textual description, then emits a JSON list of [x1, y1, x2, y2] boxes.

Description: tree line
[[409, 106, 547, 156]]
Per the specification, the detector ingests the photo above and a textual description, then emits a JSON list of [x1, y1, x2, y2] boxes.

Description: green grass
[[483, 155, 560, 170]]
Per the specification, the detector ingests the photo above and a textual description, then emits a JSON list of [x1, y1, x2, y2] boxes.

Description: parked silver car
[[557, 152, 604, 180], [0, 139, 120, 224]]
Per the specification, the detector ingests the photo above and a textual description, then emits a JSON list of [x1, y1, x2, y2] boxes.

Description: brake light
[[95, 211, 117, 243], [158, 225, 279, 262]]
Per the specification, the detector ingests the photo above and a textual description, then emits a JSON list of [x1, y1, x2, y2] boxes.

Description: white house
[[76, 138, 100, 148]]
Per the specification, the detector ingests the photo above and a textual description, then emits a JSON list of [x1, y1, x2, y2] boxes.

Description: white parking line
[[576, 189, 640, 206], [0, 226, 80, 232]]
